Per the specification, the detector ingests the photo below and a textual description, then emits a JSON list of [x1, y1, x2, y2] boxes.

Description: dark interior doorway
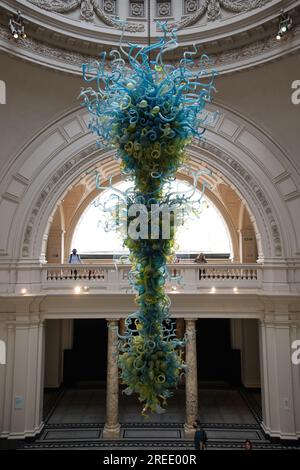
[[196, 319, 241, 386], [63, 319, 107, 385]]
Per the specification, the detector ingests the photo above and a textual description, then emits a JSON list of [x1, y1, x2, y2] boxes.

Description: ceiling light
[[9, 11, 26, 40], [21, 288, 27, 295], [276, 11, 292, 40], [74, 286, 81, 294], [211, 287, 216, 294]]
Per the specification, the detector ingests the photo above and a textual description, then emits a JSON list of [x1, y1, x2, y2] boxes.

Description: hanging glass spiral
[[81, 21, 217, 414]]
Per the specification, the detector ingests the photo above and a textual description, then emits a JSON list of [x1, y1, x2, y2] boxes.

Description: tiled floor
[[18, 385, 300, 450], [45, 387, 257, 425]]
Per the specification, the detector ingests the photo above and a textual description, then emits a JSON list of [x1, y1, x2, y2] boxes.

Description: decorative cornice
[[0, 21, 299, 76], [26, 0, 274, 31], [170, 0, 273, 30], [26, 0, 145, 31]]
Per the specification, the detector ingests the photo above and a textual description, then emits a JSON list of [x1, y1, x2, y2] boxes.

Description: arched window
[[72, 180, 232, 256]]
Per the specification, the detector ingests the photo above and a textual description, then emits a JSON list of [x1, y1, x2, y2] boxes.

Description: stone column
[[184, 319, 198, 438], [119, 319, 126, 336], [103, 319, 121, 439], [259, 314, 300, 440], [176, 318, 185, 339]]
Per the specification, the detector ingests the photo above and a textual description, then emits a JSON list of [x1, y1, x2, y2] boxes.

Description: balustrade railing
[[42, 263, 261, 293]]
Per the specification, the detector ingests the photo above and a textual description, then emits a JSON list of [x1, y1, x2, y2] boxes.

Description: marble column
[[184, 319, 198, 438], [119, 319, 126, 336], [176, 318, 185, 339], [103, 319, 121, 439]]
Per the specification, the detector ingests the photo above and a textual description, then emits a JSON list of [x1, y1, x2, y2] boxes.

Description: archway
[[0, 103, 297, 267], [70, 179, 233, 259]]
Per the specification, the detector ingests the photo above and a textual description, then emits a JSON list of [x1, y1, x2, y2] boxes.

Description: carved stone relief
[[129, 1, 145, 18], [26, 0, 145, 31], [156, 0, 172, 18], [26, 1, 273, 31]]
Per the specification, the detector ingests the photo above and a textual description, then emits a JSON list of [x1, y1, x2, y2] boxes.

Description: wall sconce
[[276, 11, 293, 40], [9, 11, 27, 40]]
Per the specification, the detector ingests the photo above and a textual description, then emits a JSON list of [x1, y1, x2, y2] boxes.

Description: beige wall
[[1, 53, 299, 171]]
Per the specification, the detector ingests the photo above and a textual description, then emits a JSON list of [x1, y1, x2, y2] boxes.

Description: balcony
[[41, 263, 262, 294]]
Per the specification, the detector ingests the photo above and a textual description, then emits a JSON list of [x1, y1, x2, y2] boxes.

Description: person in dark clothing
[[68, 248, 82, 279], [194, 421, 207, 450], [244, 439, 253, 450]]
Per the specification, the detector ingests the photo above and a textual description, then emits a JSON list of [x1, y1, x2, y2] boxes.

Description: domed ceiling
[[0, 0, 299, 74], [20, 0, 276, 31]]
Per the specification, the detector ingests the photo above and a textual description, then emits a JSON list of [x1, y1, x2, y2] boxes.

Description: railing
[[42, 263, 262, 293]]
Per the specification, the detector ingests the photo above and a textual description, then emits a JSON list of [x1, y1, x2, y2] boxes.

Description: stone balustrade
[[42, 262, 262, 293]]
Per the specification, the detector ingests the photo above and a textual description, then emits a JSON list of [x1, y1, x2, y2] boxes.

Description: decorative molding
[[195, 140, 282, 256], [24, 0, 274, 31], [129, 0, 145, 18], [170, 0, 273, 30], [184, 0, 199, 15], [156, 0, 172, 18], [19, 134, 282, 258], [0, 21, 299, 76], [22, 143, 99, 257], [102, 0, 117, 16], [80, 0, 94, 21], [26, 0, 145, 31], [209, 24, 300, 67]]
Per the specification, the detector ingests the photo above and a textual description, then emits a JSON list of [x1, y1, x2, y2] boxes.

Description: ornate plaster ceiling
[[0, 0, 299, 74]]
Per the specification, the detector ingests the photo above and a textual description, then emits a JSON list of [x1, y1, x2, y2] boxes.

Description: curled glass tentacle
[[81, 21, 216, 414]]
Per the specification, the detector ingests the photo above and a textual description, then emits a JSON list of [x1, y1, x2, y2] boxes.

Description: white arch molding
[[0, 103, 299, 264], [67, 178, 236, 259]]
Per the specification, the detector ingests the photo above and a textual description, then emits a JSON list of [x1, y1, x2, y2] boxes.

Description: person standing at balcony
[[194, 252, 207, 264], [194, 252, 207, 280], [68, 248, 82, 279]]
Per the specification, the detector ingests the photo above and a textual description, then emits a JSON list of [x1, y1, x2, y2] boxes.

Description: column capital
[[185, 318, 197, 325], [261, 313, 293, 327]]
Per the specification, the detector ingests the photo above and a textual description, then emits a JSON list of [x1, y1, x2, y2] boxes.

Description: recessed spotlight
[[9, 11, 27, 40], [74, 286, 81, 294], [233, 287, 238, 293], [21, 288, 27, 295], [211, 287, 216, 294], [276, 11, 293, 40]]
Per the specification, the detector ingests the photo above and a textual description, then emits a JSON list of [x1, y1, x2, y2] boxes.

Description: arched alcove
[[0, 103, 298, 264]]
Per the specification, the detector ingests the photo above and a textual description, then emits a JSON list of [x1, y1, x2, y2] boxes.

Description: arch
[[0, 104, 299, 263], [65, 178, 235, 259]]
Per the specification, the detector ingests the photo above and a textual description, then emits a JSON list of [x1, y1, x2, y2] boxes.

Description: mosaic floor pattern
[[15, 386, 300, 450]]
